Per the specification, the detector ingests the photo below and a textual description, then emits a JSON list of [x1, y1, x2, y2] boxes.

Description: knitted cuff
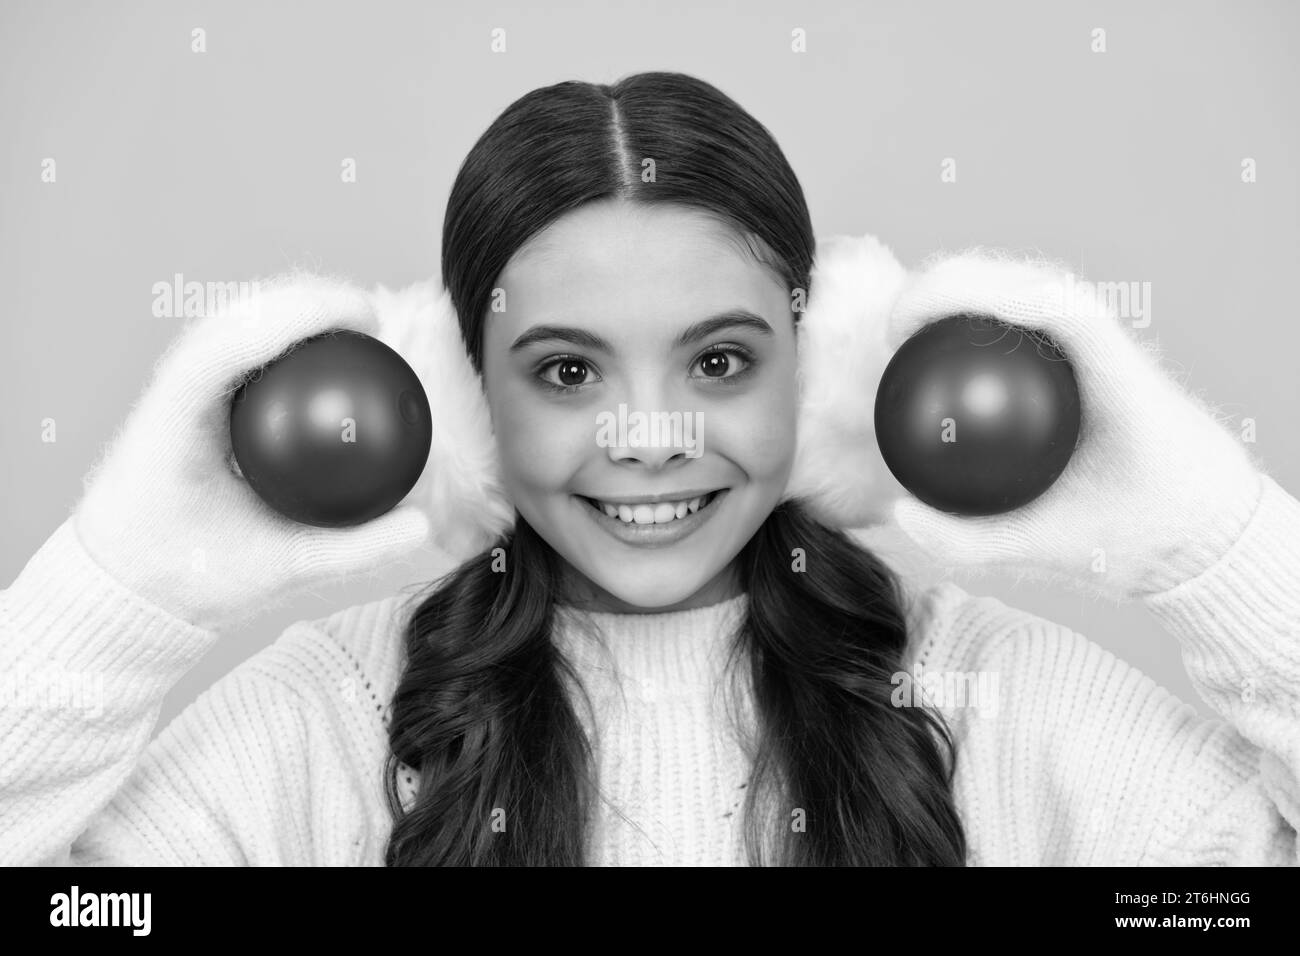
[[1128, 467, 1266, 599], [2, 517, 218, 683], [1143, 473, 1300, 702]]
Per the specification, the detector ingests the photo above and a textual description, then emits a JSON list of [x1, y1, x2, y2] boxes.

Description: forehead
[[493, 201, 785, 331]]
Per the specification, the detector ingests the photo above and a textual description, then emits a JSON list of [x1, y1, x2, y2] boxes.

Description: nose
[[604, 410, 693, 468], [601, 378, 696, 470], [607, 440, 691, 470]]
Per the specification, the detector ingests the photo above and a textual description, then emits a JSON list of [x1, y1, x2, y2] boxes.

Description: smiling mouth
[[577, 490, 725, 525]]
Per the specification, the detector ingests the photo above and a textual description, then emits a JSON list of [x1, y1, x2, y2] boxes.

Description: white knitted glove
[[884, 251, 1265, 604], [72, 271, 432, 633]]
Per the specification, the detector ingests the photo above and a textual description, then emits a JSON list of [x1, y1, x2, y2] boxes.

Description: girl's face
[[480, 199, 799, 613]]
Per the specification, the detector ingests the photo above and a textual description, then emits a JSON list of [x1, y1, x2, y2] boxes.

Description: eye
[[536, 355, 602, 394], [691, 344, 756, 384]]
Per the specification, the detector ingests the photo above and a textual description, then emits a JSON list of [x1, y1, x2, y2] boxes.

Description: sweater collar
[[552, 592, 749, 692]]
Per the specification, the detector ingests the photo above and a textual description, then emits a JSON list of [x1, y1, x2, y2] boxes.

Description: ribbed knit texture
[[2, 473, 1298, 865], [549, 597, 755, 865]]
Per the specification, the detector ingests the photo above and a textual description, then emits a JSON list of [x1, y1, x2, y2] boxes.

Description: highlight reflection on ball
[[229, 330, 432, 528], [874, 314, 1082, 517]]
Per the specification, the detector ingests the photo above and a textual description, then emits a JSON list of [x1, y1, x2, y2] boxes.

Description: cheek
[[722, 374, 799, 478], [489, 386, 594, 493]]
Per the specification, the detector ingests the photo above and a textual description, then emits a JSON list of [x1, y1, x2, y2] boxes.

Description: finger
[[891, 496, 1028, 567], [887, 253, 1123, 352], [288, 505, 433, 584], [888, 254, 1154, 392], [887, 253, 1175, 430], [888, 253, 1059, 349], [162, 274, 376, 411], [144, 274, 378, 458]]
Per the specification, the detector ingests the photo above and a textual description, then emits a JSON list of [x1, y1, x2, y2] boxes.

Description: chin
[[573, 571, 713, 613]]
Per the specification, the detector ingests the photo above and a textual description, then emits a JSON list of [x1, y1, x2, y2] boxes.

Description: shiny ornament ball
[[873, 313, 1082, 517], [229, 330, 431, 528]]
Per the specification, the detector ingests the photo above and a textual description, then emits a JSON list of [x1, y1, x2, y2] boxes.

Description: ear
[[371, 278, 517, 564], [780, 233, 909, 528]]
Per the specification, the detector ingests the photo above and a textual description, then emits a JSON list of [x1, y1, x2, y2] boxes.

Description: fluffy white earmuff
[[781, 233, 909, 529], [371, 280, 514, 564], [372, 232, 908, 566]]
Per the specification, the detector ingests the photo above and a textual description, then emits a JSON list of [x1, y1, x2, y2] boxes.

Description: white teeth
[[592, 492, 716, 524]]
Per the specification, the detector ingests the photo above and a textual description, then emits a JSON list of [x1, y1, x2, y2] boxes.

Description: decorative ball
[[873, 313, 1082, 517], [229, 330, 432, 528]]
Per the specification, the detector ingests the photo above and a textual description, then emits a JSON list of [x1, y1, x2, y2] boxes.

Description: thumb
[[289, 504, 433, 583], [891, 496, 1026, 568]]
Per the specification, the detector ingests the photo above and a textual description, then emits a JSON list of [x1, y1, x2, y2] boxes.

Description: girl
[[2, 73, 1297, 866]]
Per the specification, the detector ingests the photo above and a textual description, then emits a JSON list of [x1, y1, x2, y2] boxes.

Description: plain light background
[[2, 0, 1297, 733]]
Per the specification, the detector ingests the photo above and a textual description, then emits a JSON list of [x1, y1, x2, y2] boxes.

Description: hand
[[73, 271, 432, 632], [883, 252, 1263, 603]]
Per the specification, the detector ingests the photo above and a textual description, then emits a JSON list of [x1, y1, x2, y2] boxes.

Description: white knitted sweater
[[2, 472, 1299, 866]]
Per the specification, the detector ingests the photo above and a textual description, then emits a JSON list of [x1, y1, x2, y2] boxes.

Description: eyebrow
[[508, 309, 775, 355]]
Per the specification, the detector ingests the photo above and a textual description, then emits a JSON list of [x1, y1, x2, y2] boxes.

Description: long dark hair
[[384, 72, 966, 865]]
